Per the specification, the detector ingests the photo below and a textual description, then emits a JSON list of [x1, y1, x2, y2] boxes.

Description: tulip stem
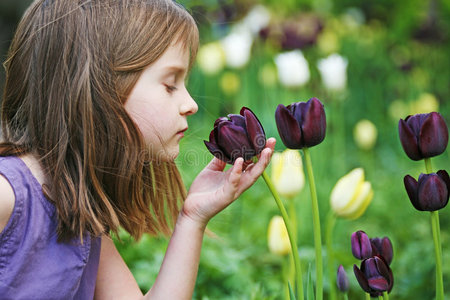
[[424, 158, 444, 300], [303, 147, 323, 300], [262, 170, 304, 300], [383, 291, 389, 300], [343, 293, 349, 300], [365, 293, 371, 300], [325, 211, 337, 300]]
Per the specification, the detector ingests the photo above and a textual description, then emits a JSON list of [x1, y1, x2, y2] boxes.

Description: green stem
[[383, 291, 389, 300], [365, 293, 371, 300], [378, 296, 383, 300], [262, 171, 304, 300], [325, 211, 337, 300], [424, 158, 444, 300], [343, 293, 349, 300], [303, 147, 323, 300]]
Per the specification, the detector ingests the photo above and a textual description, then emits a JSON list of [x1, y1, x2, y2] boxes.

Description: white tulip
[[274, 50, 310, 88], [221, 26, 253, 69], [317, 53, 348, 91], [242, 5, 271, 36]]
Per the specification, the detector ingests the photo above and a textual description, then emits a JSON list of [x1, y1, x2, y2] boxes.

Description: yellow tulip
[[353, 119, 377, 150], [267, 216, 291, 256], [219, 72, 240, 96], [196, 42, 225, 75], [410, 93, 439, 115], [271, 149, 305, 199], [330, 168, 373, 219]]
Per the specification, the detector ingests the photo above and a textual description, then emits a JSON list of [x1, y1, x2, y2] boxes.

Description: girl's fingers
[[205, 157, 226, 172]]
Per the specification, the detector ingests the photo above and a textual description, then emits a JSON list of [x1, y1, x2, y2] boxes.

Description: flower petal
[[301, 97, 326, 147], [418, 173, 449, 211], [275, 104, 303, 149], [419, 112, 449, 158], [353, 264, 371, 293], [218, 124, 255, 162], [398, 119, 421, 160], [204, 140, 232, 164], [404, 175, 422, 211], [242, 107, 266, 154]]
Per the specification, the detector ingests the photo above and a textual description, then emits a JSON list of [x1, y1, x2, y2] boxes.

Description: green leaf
[[306, 263, 315, 300], [288, 281, 297, 300]]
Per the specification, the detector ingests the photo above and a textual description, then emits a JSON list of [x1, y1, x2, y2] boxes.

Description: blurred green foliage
[[1, 0, 449, 299]]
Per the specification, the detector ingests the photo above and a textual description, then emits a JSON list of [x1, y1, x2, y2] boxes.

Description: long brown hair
[[1, 0, 199, 241]]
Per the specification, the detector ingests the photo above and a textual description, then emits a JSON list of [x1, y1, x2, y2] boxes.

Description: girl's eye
[[165, 84, 177, 93]]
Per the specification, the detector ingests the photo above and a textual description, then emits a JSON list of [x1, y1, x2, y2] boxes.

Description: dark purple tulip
[[404, 170, 450, 211], [275, 97, 326, 149], [351, 231, 372, 260], [398, 112, 448, 161], [370, 237, 394, 266], [204, 107, 266, 164], [336, 265, 349, 293], [353, 256, 394, 297]]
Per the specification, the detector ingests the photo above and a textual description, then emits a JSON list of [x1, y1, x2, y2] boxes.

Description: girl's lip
[[177, 127, 188, 135]]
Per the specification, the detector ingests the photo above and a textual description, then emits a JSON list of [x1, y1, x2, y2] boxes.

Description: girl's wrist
[[177, 207, 208, 233]]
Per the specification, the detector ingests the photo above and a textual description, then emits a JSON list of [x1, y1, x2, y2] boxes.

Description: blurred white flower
[[221, 26, 253, 69], [274, 50, 310, 87], [317, 53, 348, 91], [271, 149, 305, 199], [353, 119, 377, 151], [242, 5, 271, 36], [196, 42, 225, 75], [330, 168, 373, 220], [410, 93, 439, 114], [267, 216, 291, 256]]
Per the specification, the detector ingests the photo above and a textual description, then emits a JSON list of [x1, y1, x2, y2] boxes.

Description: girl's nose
[[180, 88, 198, 116]]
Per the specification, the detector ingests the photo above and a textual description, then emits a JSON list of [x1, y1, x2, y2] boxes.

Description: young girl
[[0, 0, 275, 299]]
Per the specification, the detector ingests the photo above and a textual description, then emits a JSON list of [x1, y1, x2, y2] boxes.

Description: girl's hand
[[181, 138, 276, 227]]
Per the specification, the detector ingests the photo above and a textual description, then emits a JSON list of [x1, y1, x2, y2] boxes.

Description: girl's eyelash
[[165, 84, 177, 93]]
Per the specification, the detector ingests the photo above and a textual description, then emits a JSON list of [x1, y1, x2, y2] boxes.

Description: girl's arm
[[94, 138, 275, 300], [0, 175, 15, 233]]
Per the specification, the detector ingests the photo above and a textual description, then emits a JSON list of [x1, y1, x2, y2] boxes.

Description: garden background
[[1, 0, 449, 299]]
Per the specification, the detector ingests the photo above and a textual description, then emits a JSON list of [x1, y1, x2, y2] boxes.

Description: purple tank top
[[0, 156, 101, 300]]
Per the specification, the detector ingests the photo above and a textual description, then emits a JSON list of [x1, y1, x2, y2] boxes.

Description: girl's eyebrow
[[162, 66, 187, 75]]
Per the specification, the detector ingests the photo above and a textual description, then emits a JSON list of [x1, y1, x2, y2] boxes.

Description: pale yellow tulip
[[330, 168, 373, 219], [353, 119, 377, 150], [196, 42, 225, 75], [267, 216, 291, 255], [271, 149, 305, 199]]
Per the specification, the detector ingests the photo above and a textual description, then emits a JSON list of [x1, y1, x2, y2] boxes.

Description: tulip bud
[[404, 170, 450, 211], [370, 237, 393, 266], [275, 97, 326, 149], [267, 216, 291, 255], [353, 256, 394, 297], [353, 119, 378, 151], [330, 168, 373, 219], [336, 265, 349, 293], [204, 107, 266, 164], [351, 231, 372, 260], [271, 149, 305, 198], [398, 112, 448, 161]]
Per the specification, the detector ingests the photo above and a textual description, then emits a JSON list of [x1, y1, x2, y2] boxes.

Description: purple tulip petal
[[353, 264, 371, 293], [437, 170, 450, 194], [374, 256, 390, 279], [336, 265, 349, 292], [367, 277, 389, 291], [381, 238, 394, 265], [204, 141, 232, 164], [275, 104, 303, 149], [228, 114, 246, 129], [419, 112, 449, 158], [218, 124, 255, 162], [399, 119, 421, 160], [352, 231, 372, 260], [301, 97, 326, 147], [242, 107, 266, 154], [404, 175, 422, 211], [418, 173, 449, 211]]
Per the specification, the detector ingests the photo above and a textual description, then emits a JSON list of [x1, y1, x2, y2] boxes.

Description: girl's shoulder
[[0, 173, 15, 234]]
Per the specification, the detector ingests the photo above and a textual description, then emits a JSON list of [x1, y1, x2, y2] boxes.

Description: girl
[[0, 0, 275, 299]]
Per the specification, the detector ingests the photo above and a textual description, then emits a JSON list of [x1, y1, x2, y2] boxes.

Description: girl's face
[[125, 42, 198, 161]]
